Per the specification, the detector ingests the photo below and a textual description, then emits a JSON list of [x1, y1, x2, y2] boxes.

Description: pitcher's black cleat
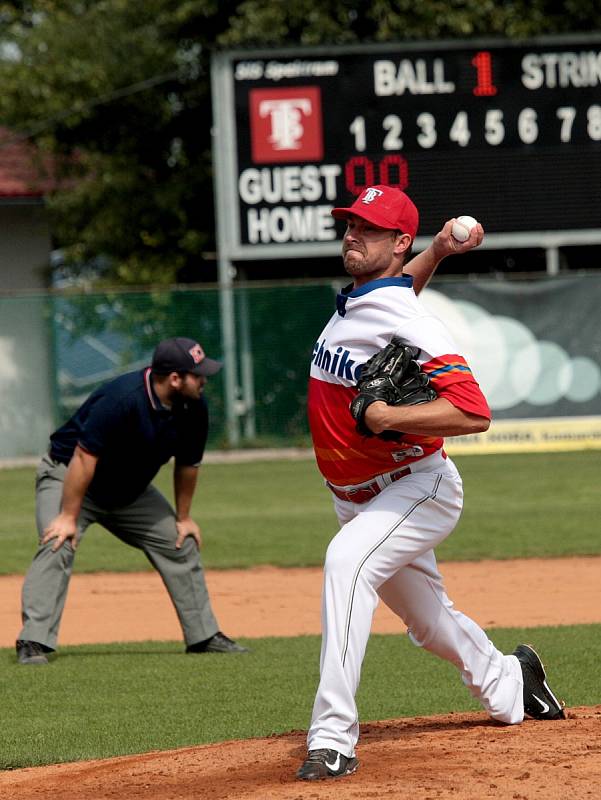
[[296, 748, 359, 780], [513, 644, 565, 720]]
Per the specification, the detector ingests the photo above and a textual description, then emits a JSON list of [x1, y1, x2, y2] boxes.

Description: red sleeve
[[422, 354, 491, 419], [437, 380, 491, 419]]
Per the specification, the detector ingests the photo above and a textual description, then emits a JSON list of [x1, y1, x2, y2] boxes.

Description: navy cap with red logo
[[151, 337, 222, 377], [331, 185, 419, 240]]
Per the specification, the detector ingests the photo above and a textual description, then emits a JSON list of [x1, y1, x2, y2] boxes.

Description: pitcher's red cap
[[332, 185, 419, 239]]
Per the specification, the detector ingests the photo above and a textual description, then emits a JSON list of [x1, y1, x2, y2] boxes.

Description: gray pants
[[18, 454, 219, 650]]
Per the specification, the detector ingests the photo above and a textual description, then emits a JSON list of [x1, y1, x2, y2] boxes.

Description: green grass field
[[1, 450, 600, 574], [0, 450, 599, 770], [1, 626, 599, 770]]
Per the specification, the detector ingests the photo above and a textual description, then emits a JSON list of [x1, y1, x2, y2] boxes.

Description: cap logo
[[188, 343, 205, 364], [362, 187, 384, 204]]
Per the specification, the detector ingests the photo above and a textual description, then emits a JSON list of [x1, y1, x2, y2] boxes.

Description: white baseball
[[451, 215, 478, 243]]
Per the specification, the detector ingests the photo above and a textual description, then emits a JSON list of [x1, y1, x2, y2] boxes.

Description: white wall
[[0, 202, 51, 290], [0, 204, 54, 456], [0, 295, 55, 458]]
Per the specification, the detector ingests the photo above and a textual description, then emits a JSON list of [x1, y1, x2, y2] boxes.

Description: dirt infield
[[2, 556, 600, 799], [2, 556, 600, 646]]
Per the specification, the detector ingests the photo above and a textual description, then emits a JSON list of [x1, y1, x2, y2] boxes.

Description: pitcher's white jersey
[[307, 276, 490, 486]]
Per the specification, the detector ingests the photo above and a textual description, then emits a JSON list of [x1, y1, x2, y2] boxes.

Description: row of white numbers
[[349, 106, 601, 149]]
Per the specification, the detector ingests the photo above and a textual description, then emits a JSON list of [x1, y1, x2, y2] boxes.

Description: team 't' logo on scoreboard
[[249, 87, 323, 163]]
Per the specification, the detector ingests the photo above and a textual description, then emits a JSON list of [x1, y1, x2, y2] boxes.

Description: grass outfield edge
[[0, 625, 599, 769]]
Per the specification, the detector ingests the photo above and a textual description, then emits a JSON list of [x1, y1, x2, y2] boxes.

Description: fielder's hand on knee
[[42, 512, 79, 552], [175, 517, 202, 549]]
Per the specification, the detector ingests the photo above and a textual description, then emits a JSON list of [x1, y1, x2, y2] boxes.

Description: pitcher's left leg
[[378, 551, 523, 724]]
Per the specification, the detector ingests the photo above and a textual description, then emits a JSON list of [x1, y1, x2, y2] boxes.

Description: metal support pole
[[546, 246, 560, 276], [237, 279, 256, 441], [218, 256, 240, 447], [211, 56, 243, 448]]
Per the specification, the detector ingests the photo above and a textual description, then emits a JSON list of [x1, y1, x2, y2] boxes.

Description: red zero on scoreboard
[[250, 87, 324, 163]]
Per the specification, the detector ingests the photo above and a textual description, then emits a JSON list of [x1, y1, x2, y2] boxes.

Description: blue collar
[[336, 275, 414, 317]]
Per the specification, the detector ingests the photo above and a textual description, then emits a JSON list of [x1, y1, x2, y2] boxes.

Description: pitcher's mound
[[2, 706, 599, 800]]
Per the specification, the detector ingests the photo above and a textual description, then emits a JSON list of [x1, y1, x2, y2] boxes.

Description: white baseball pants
[[307, 452, 524, 757]]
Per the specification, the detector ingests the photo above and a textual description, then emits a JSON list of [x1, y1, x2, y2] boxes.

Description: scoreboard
[[210, 36, 601, 260]]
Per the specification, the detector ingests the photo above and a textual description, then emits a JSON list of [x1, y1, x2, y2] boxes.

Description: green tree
[[0, 0, 599, 284], [0, 0, 236, 284], [221, 1, 601, 46]]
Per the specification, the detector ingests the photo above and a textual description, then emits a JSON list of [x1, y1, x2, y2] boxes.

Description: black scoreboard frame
[[211, 34, 601, 266]]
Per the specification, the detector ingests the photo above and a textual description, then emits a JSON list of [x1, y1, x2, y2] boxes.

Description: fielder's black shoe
[[16, 639, 50, 665], [296, 749, 359, 780], [186, 632, 249, 654], [513, 643, 565, 720]]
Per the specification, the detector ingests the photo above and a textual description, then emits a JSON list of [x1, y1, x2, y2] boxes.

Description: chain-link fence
[[1, 275, 600, 458], [50, 282, 340, 449]]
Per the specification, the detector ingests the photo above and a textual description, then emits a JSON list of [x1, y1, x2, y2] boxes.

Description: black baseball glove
[[349, 337, 437, 438]]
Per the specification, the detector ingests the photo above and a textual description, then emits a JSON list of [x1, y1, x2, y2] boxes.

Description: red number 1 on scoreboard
[[471, 51, 498, 96]]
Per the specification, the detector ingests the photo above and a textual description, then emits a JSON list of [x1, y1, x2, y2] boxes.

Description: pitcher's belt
[[326, 450, 447, 505]]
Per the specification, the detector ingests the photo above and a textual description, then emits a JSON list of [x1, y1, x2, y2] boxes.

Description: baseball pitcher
[[297, 186, 565, 781]]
